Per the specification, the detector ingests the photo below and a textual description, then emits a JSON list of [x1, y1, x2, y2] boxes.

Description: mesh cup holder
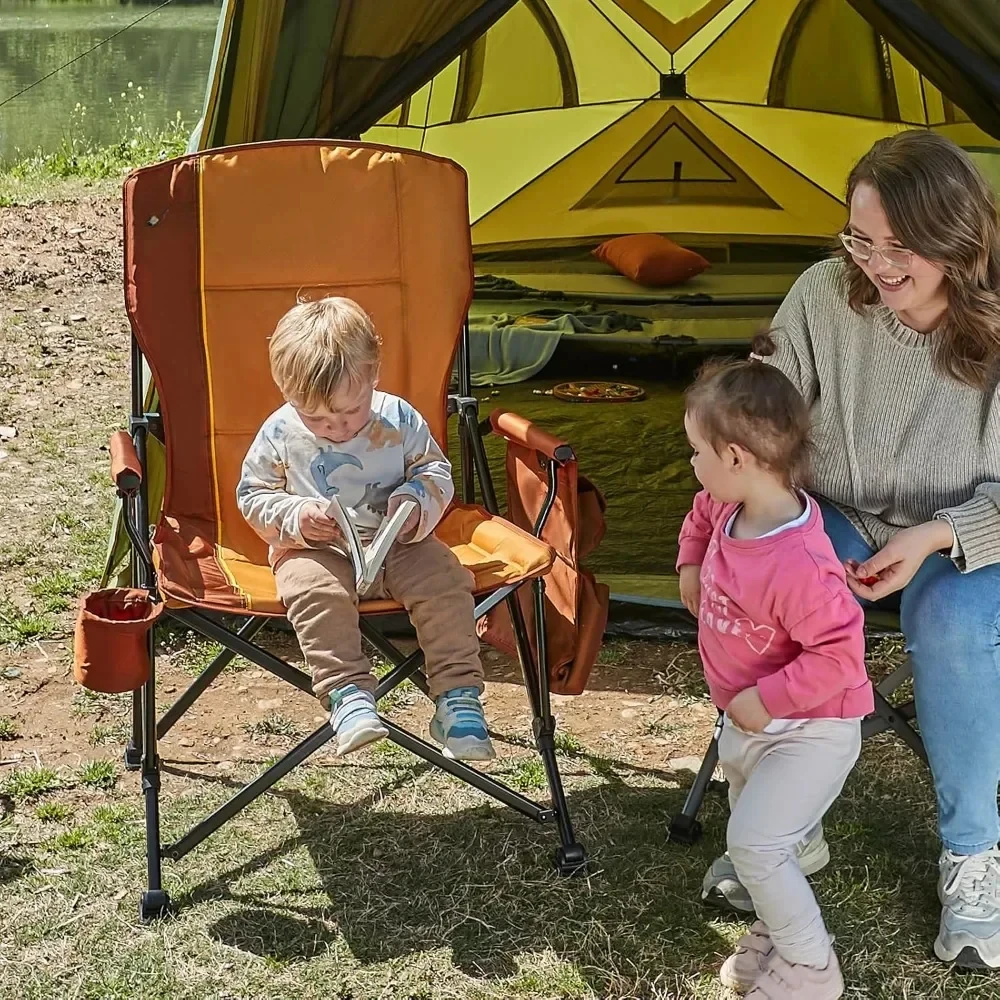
[[73, 588, 163, 693]]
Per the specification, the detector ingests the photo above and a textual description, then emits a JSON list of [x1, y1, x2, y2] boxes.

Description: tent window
[[770, 0, 899, 121], [453, 0, 576, 122], [375, 98, 411, 127]]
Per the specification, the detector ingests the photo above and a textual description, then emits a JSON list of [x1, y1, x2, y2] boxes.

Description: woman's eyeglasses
[[839, 233, 914, 270]]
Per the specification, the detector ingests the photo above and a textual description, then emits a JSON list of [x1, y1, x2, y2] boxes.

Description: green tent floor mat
[[456, 370, 698, 605]]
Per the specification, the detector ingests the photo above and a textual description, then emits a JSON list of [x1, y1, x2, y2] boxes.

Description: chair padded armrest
[[489, 409, 575, 465], [110, 431, 142, 494]]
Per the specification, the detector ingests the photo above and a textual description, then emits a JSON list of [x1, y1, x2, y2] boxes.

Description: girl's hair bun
[[750, 328, 777, 359]]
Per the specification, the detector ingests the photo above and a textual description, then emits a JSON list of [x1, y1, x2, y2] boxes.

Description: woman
[[701, 130, 1000, 976]]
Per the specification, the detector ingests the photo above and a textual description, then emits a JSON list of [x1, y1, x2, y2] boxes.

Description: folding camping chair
[[105, 140, 588, 921], [668, 606, 926, 846]]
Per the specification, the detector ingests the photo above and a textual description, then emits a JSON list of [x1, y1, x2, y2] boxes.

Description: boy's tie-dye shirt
[[237, 391, 454, 566]]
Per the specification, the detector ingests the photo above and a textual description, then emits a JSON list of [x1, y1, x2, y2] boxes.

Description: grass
[[0, 510, 107, 646], [88, 720, 128, 746], [89, 721, 130, 747], [71, 687, 130, 719], [30, 569, 87, 614], [156, 621, 235, 676], [0, 544, 32, 572], [506, 758, 547, 792], [0, 600, 56, 646], [0, 732, 983, 999], [3, 765, 61, 801], [49, 827, 93, 851], [554, 731, 583, 755], [35, 802, 73, 823], [0, 715, 20, 741], [597, 639, 632, 667], [244, 714, 302, 742], [77, 759, 117, 791], [372, 651, 420, 715]]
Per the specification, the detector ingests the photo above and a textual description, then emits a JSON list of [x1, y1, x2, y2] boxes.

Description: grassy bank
[[0, 90, 188, 205]]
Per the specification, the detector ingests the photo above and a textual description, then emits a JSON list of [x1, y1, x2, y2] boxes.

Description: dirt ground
[[0, 191, 716, 779]]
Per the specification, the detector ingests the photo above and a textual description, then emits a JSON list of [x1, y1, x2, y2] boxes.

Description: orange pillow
[[593, 233, 710, 287]]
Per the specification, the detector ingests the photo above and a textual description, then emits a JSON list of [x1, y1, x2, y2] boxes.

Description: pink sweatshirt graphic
[[677, 491, 873, 720]]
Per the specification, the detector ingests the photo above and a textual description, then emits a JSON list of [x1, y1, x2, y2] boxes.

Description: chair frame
[[116, 328, 588, 923], [667, 616, 926, 847]]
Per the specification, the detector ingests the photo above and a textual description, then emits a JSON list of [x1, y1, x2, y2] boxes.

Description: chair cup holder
[[73, 588, 162, 693]]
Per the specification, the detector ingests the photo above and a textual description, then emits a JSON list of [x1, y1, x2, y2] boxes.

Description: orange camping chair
[[106, 140, 587, 921]]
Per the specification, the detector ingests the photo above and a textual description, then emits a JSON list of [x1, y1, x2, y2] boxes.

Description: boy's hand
[[388, 495, 421, 542], [678, 564, 702, 617], [299, 502, 343, 545], [727, 687, 772, 734]]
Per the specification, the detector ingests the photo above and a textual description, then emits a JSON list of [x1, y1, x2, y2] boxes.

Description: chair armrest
[[489, 408, 575, 465], [110, 431, 142, 495]]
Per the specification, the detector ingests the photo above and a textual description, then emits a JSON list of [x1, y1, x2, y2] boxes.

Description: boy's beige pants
[[275, 537, 484, 704]]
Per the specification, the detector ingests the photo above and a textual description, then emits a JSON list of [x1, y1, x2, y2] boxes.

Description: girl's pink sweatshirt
[[677, 491, 874, 720]]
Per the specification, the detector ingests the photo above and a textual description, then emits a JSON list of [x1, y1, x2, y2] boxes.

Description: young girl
[[676, 333, 874, 999]]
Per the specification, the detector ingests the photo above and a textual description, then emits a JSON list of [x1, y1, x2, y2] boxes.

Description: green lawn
[[0, 719, 988, 1000]]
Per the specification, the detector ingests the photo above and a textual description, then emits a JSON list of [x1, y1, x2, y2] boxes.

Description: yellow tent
[[110, 0, 1000, 606], [362, 0, 999, 253]]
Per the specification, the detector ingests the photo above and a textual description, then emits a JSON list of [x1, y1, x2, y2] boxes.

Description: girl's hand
[[679, 563, 702, 617], [299, 502, 343, 545], [844, 520, 954, 601], [727, 687, 772, 734]]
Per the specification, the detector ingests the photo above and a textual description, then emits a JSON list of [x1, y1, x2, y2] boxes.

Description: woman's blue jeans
[[819, 499, 1000, 855]]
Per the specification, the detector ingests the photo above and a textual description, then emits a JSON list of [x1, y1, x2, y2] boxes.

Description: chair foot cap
[[555, 843, 588, 876], [139, 890, 172, 923], [668, 815, 703, 845]]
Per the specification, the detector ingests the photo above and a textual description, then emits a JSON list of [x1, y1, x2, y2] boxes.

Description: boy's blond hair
[[269, 297, 381, 411]]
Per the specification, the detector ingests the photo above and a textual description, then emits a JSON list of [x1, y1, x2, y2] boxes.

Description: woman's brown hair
[[843, 130, 1000, 392], [685, 332, 811, 489]]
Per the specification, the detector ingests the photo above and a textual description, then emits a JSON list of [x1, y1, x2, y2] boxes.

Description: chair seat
[[153, 503, 555, 616]]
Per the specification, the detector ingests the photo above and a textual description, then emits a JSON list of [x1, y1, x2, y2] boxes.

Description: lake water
[[0, 0, 222, 164]]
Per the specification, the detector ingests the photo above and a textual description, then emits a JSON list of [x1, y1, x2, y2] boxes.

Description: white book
[[325, 495, 419, 596]]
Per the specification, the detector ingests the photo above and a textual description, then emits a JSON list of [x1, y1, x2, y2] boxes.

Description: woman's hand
[[298, 502, 343, 545], [727, 687, 772, 734], [679, 563, 702, 617], [844, 520, 954, 601]]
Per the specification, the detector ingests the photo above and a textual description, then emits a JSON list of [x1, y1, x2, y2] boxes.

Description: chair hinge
[[447, 395, 479, 417]]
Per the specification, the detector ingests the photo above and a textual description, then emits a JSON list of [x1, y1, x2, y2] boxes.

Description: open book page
[[324, 496, 365, 584], [363, 500, 418, 589], [325, 496, 419, 595]]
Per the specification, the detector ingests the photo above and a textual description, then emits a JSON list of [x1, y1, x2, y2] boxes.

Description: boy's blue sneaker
[[430, 687, 496, 761], [329, 684, 388, 757]]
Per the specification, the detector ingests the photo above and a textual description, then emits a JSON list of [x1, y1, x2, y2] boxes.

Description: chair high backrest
[[124, 141, 473, 566]]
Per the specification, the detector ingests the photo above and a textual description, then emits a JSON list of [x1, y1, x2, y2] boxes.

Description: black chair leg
[[124, 687, 143, 771], [138, 627, 171, 922], [510, 581, 588, 875], [669, 710, 725, 845]]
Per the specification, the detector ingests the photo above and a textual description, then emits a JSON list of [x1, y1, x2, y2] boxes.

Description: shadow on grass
[[0, 851, 31, 890], [162, 732, 949, 998]]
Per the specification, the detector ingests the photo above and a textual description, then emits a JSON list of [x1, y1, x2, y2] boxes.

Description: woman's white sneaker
[[935, 847, 1000, 969]]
